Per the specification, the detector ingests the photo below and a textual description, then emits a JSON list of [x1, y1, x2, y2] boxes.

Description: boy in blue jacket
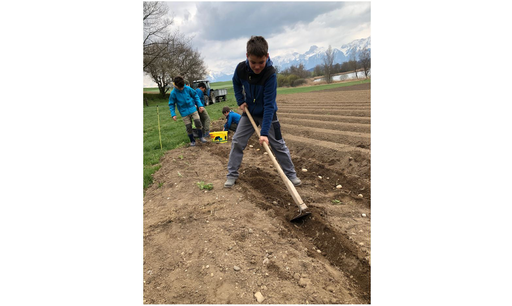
[[194, 82, 211, 137], [169, 76, 207, 146], [224, 36, 301, 188], [222, 106, 241, 132]]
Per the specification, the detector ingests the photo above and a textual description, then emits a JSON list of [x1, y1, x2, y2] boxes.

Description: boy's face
[[247, 53, 268, 74], [223, 111, 228, 117]]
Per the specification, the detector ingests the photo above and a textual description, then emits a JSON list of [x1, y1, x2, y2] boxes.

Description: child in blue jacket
[[194, 82, 211, 137], [224, 36, 301, 188], [222, 106, 241, 132], [169, 76, 207, 146]]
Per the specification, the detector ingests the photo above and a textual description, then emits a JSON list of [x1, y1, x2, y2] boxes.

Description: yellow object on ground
[[209, 131, 228, 143]]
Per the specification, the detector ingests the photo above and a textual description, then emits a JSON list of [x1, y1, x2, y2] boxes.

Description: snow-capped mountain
[[272, 36, 371, 71], [206, 36, 370, 82], [207, 70, 233, 83]]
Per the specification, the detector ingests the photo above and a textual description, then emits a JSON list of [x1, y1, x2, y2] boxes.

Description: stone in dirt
[[255, 292, 265, 303], [299, 278, 311, 287], [234, 266, 241, 271]]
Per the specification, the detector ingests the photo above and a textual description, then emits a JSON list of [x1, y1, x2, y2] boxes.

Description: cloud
[[158, 1, 371, 77]]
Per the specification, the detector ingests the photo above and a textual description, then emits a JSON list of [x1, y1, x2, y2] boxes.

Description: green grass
[[277, 78, 370, 95], [210, 81, 233, 89], [143, 87, 160, 93], [143, 90, 238, 191]]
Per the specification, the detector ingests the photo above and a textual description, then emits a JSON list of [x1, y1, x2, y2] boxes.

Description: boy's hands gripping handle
[[244, 108, 308, 213]]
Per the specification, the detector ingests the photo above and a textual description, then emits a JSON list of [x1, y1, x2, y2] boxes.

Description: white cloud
[[153, 1, 371, 79]]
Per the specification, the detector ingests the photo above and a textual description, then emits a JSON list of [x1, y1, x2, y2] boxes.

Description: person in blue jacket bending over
[[195, 82, 211, 138], [224, 36, 301, 188], [222, 106, 241, 132], [169, 76, 207, 146]]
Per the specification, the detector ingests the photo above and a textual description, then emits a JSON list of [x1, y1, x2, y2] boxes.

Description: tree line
[[276, 45, 371, 87], [144, 2, 207, 96]]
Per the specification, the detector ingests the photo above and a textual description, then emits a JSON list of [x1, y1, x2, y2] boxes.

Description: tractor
[[191, 80, 227, 106]]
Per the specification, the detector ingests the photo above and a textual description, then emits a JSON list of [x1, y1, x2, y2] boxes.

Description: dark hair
[[173, 76, 185, 88], [222, 106, 231, 114], [198, 82, 206, 88], [247, 36, 268, 57]]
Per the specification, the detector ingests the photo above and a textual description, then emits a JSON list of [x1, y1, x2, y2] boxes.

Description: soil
[[143, 83, 371, 304]]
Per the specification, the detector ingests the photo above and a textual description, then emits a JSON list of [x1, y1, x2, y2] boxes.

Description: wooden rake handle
[[245, 108, 308, 213]]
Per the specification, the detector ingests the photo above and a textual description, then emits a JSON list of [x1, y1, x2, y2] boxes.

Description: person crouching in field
[[169, 76, 208, 147], [195, 82, 211, 138], [222, 106, 241, 132], [224, 36, 301, 188]]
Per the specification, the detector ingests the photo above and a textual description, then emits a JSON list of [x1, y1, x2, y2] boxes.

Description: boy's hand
[[198, 107, 205, 113], [239, 103, 247, 112], [172, 116, 177, 121], [259, 136, 269, 146]]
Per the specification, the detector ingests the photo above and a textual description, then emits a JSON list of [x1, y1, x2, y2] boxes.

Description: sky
[[144, 1, 371, 86]]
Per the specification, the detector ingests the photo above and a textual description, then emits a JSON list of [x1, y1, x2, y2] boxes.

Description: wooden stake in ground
[[156, 105, 163, 150]]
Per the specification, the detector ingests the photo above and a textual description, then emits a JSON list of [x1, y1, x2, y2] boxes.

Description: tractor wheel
[[203, 94, 209, 106], [211, 92, 217, 104]]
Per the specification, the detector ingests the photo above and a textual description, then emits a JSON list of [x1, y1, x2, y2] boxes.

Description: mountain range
[[207, 36, 371, 82]]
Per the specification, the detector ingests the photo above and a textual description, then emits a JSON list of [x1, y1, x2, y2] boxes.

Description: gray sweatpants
[[226, 114, 298, 180]]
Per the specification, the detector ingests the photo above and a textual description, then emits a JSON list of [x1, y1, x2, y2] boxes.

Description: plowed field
[[143, 82, 371, 304]]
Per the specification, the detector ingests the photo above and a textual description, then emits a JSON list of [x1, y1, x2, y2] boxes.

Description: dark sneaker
[[190, 142, 196, 147], [224, 177, 236, 188], [290, 177, 302, 186]]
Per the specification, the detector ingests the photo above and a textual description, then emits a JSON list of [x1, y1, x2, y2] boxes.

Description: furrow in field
[[277, 113, 371, 124], [278, 108, 370, 117], [278, 106, 370, 112], [279, 117, 370, 134], [279, 102, 371, 107], [281, 123, 371, 149]]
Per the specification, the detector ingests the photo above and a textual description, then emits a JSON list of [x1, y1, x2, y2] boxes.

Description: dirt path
[[143, 83, 371, 304]]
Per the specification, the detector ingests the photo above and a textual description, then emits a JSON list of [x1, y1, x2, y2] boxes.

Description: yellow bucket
[[209, 131, 228, 143]]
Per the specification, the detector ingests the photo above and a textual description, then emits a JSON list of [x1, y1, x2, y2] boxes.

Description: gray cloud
[[177, 2, 345, 41], [157, 1, 370, 78]]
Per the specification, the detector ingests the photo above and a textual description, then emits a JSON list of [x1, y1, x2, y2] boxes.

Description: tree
[[313, 64, 324, 77], [359, 46, 371, 79], [143, 2, 207, 96], [349, 51, 358, 79], [323, 45, 335, 84], [144, 34, 207, 96], [143, 2, 173, 69]]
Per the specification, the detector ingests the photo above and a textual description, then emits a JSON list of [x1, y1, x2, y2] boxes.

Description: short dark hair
[[247, 36, 268, 57], [222, 106, 230, 114], [173, 76, 185, 88], [198, 82, 206, 89]]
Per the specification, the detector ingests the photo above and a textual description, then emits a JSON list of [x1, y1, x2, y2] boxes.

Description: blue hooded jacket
[[232, 57, 277, 136], [223, 111, 241, 131], [195, 88, 207, 107], [168, 85, 203, 118]]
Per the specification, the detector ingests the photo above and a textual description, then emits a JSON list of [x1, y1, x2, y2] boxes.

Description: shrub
[[292, 78, 306, 87], [277, 74, 288, 87], [286, 74, 300, 86]]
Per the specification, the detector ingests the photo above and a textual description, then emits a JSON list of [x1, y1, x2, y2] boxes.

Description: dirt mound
[[143, 86, 371, 304]]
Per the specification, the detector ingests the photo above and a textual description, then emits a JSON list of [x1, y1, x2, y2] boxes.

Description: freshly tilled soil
[[143, 82, 371, 304]]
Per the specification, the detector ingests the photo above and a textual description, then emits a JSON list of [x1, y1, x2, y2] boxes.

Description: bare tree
[[323, 45, 335, 84], [143, 2, 173, 69], [359, 46, 371, 79], [313, 64, 324, 77], [349, 51, 358, 79], [144, 34, 207, 96]]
